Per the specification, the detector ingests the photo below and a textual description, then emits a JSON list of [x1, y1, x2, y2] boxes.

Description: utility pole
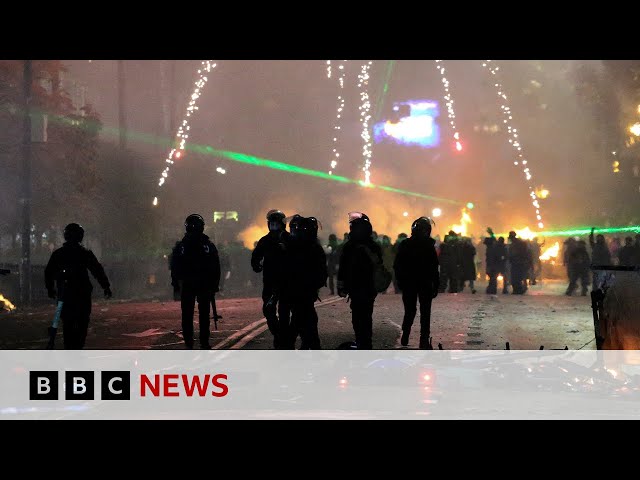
[[20, 60, 32, 306], [117, 60, 127, 150]]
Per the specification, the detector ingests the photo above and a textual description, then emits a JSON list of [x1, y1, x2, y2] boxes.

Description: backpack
[[360, 245, 392, 293]]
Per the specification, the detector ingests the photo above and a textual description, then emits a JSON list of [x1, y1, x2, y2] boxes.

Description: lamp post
[[20, 60, 32, 306]]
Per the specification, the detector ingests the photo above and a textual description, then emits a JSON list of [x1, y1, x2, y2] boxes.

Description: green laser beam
[[373, 60, 395, 122], [194, 147, 464, 205], [495, 226, 640, 238], [11, 104, 465, 205]]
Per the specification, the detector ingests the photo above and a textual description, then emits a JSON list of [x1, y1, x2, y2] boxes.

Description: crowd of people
[[40, 212, 640, 351]]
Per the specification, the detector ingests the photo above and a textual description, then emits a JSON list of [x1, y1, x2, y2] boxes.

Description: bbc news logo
[[29, 371, 228, 400], [30, 371, 130, 400]]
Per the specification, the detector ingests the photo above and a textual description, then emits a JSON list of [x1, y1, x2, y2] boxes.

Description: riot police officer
[[281, 215, 327, 349], [337, 212, 383, 349], [44, 223, 112, 349], [393, 217, 439, 349], [251, 209, 291, 348], [171, 214, 221, 349]]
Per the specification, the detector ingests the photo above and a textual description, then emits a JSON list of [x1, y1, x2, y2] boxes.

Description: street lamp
[[432, 208, 442, 217], [630, 123, 640, 137]]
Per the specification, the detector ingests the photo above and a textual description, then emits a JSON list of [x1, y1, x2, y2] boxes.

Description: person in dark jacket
[[565, 239, 590, 296], [618, 237, 636, 266], [484, 228, 498, 294], [251, 210, 291, 348], [325, 233, 340, 295], [391, 233, 408, 293], [529, 237, 544, 285], [508, 231, 531, 294], [460, 237, 477, 294], [589, 228, 611, 289], [171, 214, 221, 349], [393, 217, 439, 349], [439, 231, 462, 293], [44, 223, 112, 349], [281, 215, 327, 349], [337, 212, 383, 349]]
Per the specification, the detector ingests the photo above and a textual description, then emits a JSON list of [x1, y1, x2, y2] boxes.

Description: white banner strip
[[2, 350, 640, 419]]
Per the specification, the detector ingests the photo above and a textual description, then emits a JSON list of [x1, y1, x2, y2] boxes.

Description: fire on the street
[[0, 293, 16, 312], [540, 242, 560, 263]]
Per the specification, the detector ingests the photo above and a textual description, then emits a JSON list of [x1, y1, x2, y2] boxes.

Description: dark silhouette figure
[[326, 233, 340, 295], [618, 237, 636, 266], [337, 212, 383, 349], [438, 231, 462, 293], [565, 239, 590, 296], [44, 223, 112, 349], [589, 228, 612, 288], [460, 238, 477, 293], [171, 214, 221, 349], [251, 210, 291, 349], [393, 217, 439, 349], [391, 233, 408, 293], [529, 237, 544, 285], [380, 235, 394, 294], [281, 215, 327, 349], [508, 231, 531, 294]]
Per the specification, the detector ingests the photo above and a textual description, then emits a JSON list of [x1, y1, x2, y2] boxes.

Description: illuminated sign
[[373, 100, 441, 149]]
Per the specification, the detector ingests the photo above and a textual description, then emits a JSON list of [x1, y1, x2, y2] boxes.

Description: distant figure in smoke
[[529, 237, 544, 285], [507, 231, 531, 295], [484, 228, 498, 294], [217, 240, 231, 295], [171, 214, 221, 349], [565, 238, 590, 296], [618, 237, 636, 267], [251, 210, 291, 349], [589, 228, 611, 289], [337, 212, 383, 349], [439, 231, 462, 293], [610, 237, 622, 265], [634, 235, 640, 265], [44, 223, 112, 349], [325, 233, 340, 296], [393, 217, 439, 349], [392, 233, 408, 293], [460, 237, 477, 294], [281, 215, 327, 349]]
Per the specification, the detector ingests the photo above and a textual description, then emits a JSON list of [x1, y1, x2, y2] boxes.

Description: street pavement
[[0, 279, 595, 350]]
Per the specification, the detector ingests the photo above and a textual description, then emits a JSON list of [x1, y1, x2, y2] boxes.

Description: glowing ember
[[0, 293, 16, 312], [539, 242, 560, 261]]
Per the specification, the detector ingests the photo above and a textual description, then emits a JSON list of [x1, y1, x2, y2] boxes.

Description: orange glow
[[448, 208, 472, 237], [0, 293, 16, 312], [514, 226, 536, 240], [237, 224, 268, 250], [540, 242, 560, 261]]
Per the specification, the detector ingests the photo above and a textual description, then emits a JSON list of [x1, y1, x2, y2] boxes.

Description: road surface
[[0, 280, 595, 350]]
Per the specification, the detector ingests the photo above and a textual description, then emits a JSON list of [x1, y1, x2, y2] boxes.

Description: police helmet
[[266, 209, 286, 232], [411, 216, 435, 236], [185, 214, 205, 234], [63, 223, 85, 243]]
